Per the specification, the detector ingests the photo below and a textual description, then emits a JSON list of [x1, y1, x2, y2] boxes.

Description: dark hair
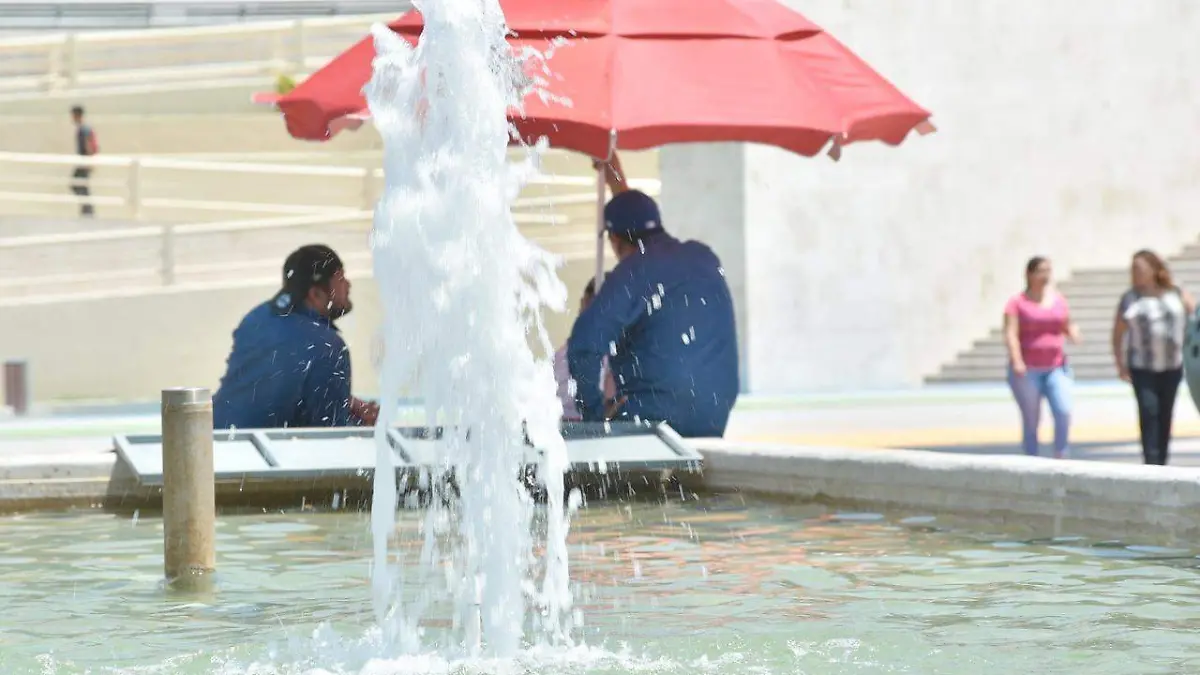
[[1132, 249, 1173, 290], [583, 274, 606, 298], [70, 105, 84, 116], [1025, 256, 1048, 277]]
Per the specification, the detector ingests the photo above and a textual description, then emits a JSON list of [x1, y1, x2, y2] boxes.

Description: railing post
[[161, 387, 215, 589], [161, 223, 176, 286], [46, 39, 64, 92], [360, 167, 375, 211], [270, 31, 286, 70], [291, 19, 307, 72], [3, 360, 29, 417], [127, 158, 142, 221], [64, 34, 79, 89]]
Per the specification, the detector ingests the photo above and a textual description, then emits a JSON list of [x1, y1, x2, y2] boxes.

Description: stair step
[[961, 342, 1115, 358], [927, 368, 1117, 384], [955, 352, 1116, 367]]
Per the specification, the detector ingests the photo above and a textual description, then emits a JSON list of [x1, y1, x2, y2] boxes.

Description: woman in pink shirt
[[1003, 256, 1081, 458]]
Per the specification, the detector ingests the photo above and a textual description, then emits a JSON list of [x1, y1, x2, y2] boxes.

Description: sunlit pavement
[[3, 381, 1200, 467], [724, 381, 1200, 467]]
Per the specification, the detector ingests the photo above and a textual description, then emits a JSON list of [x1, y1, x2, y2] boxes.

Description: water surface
[[2, 496, 1200, 674]]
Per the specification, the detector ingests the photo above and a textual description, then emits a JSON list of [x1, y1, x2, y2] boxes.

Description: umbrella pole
[[593, 161, 606, 292]]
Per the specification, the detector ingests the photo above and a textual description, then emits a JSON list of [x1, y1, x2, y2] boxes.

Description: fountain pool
[[4, 496, 1200, 674]]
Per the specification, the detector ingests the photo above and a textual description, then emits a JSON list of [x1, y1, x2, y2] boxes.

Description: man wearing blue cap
[[566, 188, 740, 438]]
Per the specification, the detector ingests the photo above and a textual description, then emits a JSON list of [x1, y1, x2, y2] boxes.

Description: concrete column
[[161, 387, 216, 586]]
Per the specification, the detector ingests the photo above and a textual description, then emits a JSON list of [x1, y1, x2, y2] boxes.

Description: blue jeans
[[1007, 365, 1072, 457]]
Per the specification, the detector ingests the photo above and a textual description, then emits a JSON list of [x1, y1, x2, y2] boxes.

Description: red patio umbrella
[[274, 0, 933, 286], [277, 0, 932, 157]]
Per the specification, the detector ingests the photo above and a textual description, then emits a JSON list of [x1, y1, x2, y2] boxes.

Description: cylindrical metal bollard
[[4, 360, 29, 416], [161, 387, 216, 585]]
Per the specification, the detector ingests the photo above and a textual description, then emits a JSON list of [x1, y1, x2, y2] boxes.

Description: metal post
[[593, 163, 606, 292], [161, 387, 215, 587], [3, 360, 29, 417]]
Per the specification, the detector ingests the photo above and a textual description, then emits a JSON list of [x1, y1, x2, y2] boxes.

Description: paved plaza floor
[[723, 381, 1200, 466], [3, 381, 1200, 467]]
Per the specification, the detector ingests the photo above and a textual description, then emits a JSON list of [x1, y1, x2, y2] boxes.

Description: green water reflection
[[2, 496, 1200, 674]]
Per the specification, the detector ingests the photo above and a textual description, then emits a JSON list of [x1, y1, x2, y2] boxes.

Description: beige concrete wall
[[0, 256, 596, 403]]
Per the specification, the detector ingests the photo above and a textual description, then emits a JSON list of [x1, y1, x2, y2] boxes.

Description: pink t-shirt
[[1004, 292, 1069, 369]]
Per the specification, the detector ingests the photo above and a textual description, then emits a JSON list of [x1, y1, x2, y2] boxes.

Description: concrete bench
[[113, 421, 701, 486]]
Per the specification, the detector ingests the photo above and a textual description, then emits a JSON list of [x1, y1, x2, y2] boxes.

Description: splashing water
[[363, 0, 574, 658]]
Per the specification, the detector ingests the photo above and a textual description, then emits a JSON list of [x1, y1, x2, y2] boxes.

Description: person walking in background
[[69, 104, 98, 218], [1111, 250, 1196, 465], [1003, 256, 1080, 458]]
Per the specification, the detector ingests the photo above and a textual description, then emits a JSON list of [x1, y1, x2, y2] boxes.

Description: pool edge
[[6, 441, 1200, 542], [692, 442, 1200, 540]]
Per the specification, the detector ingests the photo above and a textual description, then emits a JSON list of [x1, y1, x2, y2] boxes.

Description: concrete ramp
[[113, 421, 701, 486]]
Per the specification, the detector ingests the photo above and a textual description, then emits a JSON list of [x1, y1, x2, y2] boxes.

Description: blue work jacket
[[567, 233, 739, 437], [213, 302, 353, 429]]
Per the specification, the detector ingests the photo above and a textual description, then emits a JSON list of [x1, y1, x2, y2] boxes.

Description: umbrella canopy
[[276, 0, 932, 158]]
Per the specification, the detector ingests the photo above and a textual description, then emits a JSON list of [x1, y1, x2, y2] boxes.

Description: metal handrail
[[0, 12, 400, 95], [0, 151, 661, 301], [0, 152, 663, 190]]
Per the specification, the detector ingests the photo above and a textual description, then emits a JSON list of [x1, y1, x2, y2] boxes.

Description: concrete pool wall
[[693, 443, 1200, 539], [4, 440, 1200, 540]]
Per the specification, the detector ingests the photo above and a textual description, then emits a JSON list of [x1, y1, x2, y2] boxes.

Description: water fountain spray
[[363, 0, 575, 657]]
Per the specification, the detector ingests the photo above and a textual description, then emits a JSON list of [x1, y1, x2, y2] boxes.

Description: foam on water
[[201, 628, 760, 675], [362, 0, 573, 658]]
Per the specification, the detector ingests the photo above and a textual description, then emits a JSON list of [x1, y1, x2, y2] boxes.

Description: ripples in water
[[2, 497, 1200, 673]]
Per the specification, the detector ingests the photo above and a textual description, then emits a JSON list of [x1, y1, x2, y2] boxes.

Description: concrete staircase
[[929, 241, 1200, 383]]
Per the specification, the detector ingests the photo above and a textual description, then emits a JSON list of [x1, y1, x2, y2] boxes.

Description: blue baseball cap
[[604, 190, 663, 236]]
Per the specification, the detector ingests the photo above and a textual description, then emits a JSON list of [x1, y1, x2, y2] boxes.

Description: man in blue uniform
[[567, 190, 740, 438], [213, 244, 378, 429]]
